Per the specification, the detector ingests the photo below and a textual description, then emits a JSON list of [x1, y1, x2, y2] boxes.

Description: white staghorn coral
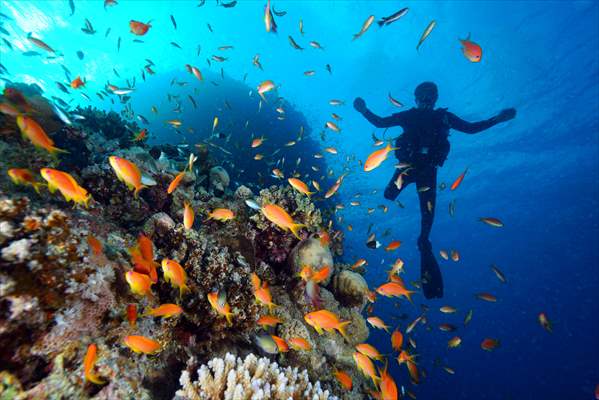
[[175, 353, 338, 400]]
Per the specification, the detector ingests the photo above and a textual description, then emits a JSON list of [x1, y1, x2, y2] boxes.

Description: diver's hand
[[353, 97, 366, 113], [495, 108, 516, 123]]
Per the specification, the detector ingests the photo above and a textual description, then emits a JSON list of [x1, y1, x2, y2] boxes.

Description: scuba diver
[[354, 82, 516, 299]]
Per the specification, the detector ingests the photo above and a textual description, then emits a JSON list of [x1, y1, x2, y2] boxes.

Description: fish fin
[[225, 310, 234, 325], [49, 146, 69, 155], [289, 223, 306, 240], [314, 325, 324, 335], [337, 321, 351, 341]]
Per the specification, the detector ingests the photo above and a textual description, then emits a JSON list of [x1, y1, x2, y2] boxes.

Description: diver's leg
[[416, 166, 436, 242], [384, 167, 414, 200], [416, 166, 443, 298]]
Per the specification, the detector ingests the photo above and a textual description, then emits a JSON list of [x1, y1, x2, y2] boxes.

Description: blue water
[[1, 1, 598, 399]]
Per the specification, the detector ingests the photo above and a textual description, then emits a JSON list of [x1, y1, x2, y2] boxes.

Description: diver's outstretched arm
[[353, 97, 404, 128], [448, 108, 516, 134]]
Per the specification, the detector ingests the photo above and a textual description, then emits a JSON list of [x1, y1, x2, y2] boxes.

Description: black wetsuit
[[359, 106, 500, 298]]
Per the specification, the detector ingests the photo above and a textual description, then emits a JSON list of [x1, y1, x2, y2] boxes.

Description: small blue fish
[[76, 50, 84, 60]]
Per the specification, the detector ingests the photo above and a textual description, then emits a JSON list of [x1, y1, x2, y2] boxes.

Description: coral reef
[[174, 352, 338, 400], [1, 86, 371, 399]]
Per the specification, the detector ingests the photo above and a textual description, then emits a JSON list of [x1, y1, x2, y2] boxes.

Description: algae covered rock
[[289, 236, 335, 285]]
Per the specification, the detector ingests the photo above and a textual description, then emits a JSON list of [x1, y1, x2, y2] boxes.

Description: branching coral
[[175, 353, 338, 400]]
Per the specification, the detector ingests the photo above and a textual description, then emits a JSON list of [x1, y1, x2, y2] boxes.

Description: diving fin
[[418, 238, 443, 299]]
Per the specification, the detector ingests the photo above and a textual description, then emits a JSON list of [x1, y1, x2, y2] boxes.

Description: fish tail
[[337, 321, 351, 341], [225, 310, 234, 325], [86, 372, 105, 385], [289, 223, 306, 240], [377, 20, 385, 27], [32, 182, 46, 194], [179, 284, 190, 299], [134, 185, 147, 198]]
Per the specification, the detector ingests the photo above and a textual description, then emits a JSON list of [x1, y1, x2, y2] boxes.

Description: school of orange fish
[[0, 2, 559, 399]]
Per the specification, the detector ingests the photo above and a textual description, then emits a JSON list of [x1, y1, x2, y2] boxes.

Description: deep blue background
[[1, 1, 597, 398]]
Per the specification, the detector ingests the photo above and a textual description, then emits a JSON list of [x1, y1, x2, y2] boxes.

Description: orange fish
[[356, 343, 383, 361], [207, 208, 235, 222], [87, 235, 103, 256], [138, 234, 157, 269], [459, 33, 482, 62], [450, 249, 460, 262], [376, 282, 415, 302], [125, 270, 153, 297], [325, 121, 341, 132], [271, 335, 289, 352], [311, 265, 331, 284], [391, 328, 403, 351], [288, 178, 315, 197], [83, 344, 104, 384], [367, 316, 390, 333], [183, 201, 194, 229], [40, 168, 91, 207], [407, 361, 419, 384], [351, 258, 367, 269], [251, 273, 277, 312], [161, 259, 189, 298], [167, 170, 186, 194], [479, 217, 503, 228], [185, 64, 203, 81], [126, 304, 137, 327], [133, 129, 147, 142], [439, 250, 449, 260], [251, 136, 265, 148], [70, 76, 85, 89], [129, 245, 157, 283], [450, 168, 468, 191], [257, 80, 275, 99], [385, 240, 401, 251], [130, 20, 151, 36], [447, 336, 462, 348], [353, 351, 379, 384], [333, 369, 353, 390], [304, 309, 350, 340], [144, 303, 183, 319], [378, 363, 398, 400], [257, 314, 282, 328], [123, 335, 160, 354], [397, 349, 416, 365], [364, 143, 397, 172], [476, 292, 497, 302], [388, 258, 405, 277], [324, 173, 347, 199], [480, 338, 500, 351], [8, 168, 43, 193], [263, 0, 276, 33], [109, 156, 146, 197], [17, 116, 67, 154], [440, 306, 457, 314], [261, 204, 305, 239], [287, 337, 311, 351], [207, 291, 234, 325]]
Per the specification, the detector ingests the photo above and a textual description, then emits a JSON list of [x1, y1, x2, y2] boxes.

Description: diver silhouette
[[354, 82, 516, 299]]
